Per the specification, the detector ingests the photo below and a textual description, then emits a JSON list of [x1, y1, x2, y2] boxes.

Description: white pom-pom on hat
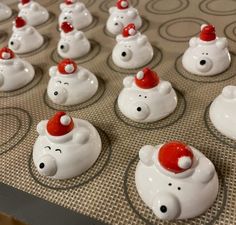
[[178, 156, 192, 170], [136, 71, 144, 80], [60, 115, 72, 126]]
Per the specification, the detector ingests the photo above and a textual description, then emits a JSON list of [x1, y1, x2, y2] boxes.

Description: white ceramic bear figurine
[[47, 59, 98, 106], [33, 112, 102, 180], [112, 23, 153, 69], [57, 21, 90, 59], [8, 17, 44, 54], [106, 0, 142, 35], [0, 3, 12, 22], [182, 24, 231, 76], [0, 47, 35, 91], [210, 85, 236, 140], [118, 68, 177, 122], [59, 0, 93, 30], [136, 141, 219, 220], [18, 0, 49, 26]]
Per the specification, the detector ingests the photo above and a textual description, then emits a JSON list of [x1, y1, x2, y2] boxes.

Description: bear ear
[[216, 37, 228, 50], [137, 35, 148, 46], [30, 2, 39, 11], [116, 34, 123, 42], [75, 3, 85, 12], [123, 76, 134, 88], [59, 3, 66, 10], [74, 31, 84, 40], [26, 27, 34, 35], [109, 7, 116, 14], [222, 85, 236, 99], [49, 66, 57, 77], [73, 128, 90, 144], [189, 37, 198, 47], [139, 145, 155, 166], [158, 81, 172, 95], [127, 9, 137, 19], [0, 74, 4, 87], [36, 120, 47, 136], [18, 3, 23, 9], [77, 69, 89, 81]]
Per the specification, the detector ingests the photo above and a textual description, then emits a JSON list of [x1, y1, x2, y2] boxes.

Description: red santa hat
[[135, 68, 159, 89], [58, 59, 77, 75], [61, 21, 74, 33], [14, 16, 27, 28], [116, 0, 129, 9], [20, 0, 31, 5], [47, 112, 74, 136], [64, 0, 78, 5], [158, 141, 194, 174], [199, 24, 216, 42], [122, 23, 137, 37], [0, 47, 15, 60]]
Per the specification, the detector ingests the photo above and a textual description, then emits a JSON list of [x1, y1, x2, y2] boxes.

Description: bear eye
[[139, 94, 142, 97], [144, 96, 147, 98], [55, 149, 62, 153], [64, 82, 69, 85], [206, 53, 208, 55], [121, 16, 124, 19], [202, 53, 204, 55], [56, 80, 62, 84], [44, 146, 51, 150]]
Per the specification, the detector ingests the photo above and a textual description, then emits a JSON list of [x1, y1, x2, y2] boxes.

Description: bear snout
[[37, 154, 57, 177], [50, 86, 68, 105], [196, 57, 213, 72], [130, 101, 150, 121]]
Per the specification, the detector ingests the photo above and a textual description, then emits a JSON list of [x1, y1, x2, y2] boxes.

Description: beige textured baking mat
[[0, 0, 236, 224]]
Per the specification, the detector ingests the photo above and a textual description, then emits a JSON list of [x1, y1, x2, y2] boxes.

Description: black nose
[[115, 22, 118, 26], [39, 163, 45, 169], [64, 17, 67, 20], [54, 91, 58, 96], [10, 41, 14, 45], [137, 107, 142, 112], [121, 52, 127, 57], [200, 60, 206, 65], [160, 205, 167, 213], [60, 45, 64, 50]]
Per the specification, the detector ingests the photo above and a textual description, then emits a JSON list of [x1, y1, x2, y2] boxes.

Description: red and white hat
[[61, 21, 74, 33], [20, 0, 31, 5], [64, 0, 78, 5], [116, 0, 129, 9], [47, 112, 74, 136], [14, 16, 27, 28], [135, 68, 159, 89], [122, 23, 137, 37], [0, 47, 15, 60], [200, 24, 216, 42], [58, 59, 77, 75], [158, 141, 194, 174]]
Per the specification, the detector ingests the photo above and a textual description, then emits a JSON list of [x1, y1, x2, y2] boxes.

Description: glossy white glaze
[[0, 3, 12, 22]]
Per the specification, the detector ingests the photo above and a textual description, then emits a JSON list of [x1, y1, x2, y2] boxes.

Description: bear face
[[0, 58, 34, 91], [33, 117, 101, 180], [135, 143, 219, 220], [112, 33, 153, 69], [118, 75, 177, 122], [58, 2, 93, 30], [47, 66, 98, 106], [106, 7, 142, 35], [182, 25, 231, 76], [0, 3, 12, 21], [57, 30, 90, 59], [8, 26, 44, 54], [18, 1, 49, 26], [210, 85, 236, 140]]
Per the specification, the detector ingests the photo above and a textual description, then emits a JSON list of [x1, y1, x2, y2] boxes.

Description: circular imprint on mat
[[124, 154, 227, 225], [99, 0, 139, 13], [224, 21, 236, 43], [103, 16, 150, 38], [159, 17, 209, 42], [29, 127, 112, 190], [43, 77, 105, 111], [114, 88, 186, 130], [56, 16, 99, 33], [175, 52, 236, 83], [0, 107, 32, 155], [146, 0, 189, 15], [83, 0, 96, 7], [0, 31, 8, 44], [0, 10, 17, 25], [16, 35, 50, 58], [34, 12, 56, 29], [51, 39, 101, 64], [0, 66, 43, 98], [204, 103, 236, 148], [199, 0, 236, 16], [40, 0, 58, 7], [107, 45, 162, 74]]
